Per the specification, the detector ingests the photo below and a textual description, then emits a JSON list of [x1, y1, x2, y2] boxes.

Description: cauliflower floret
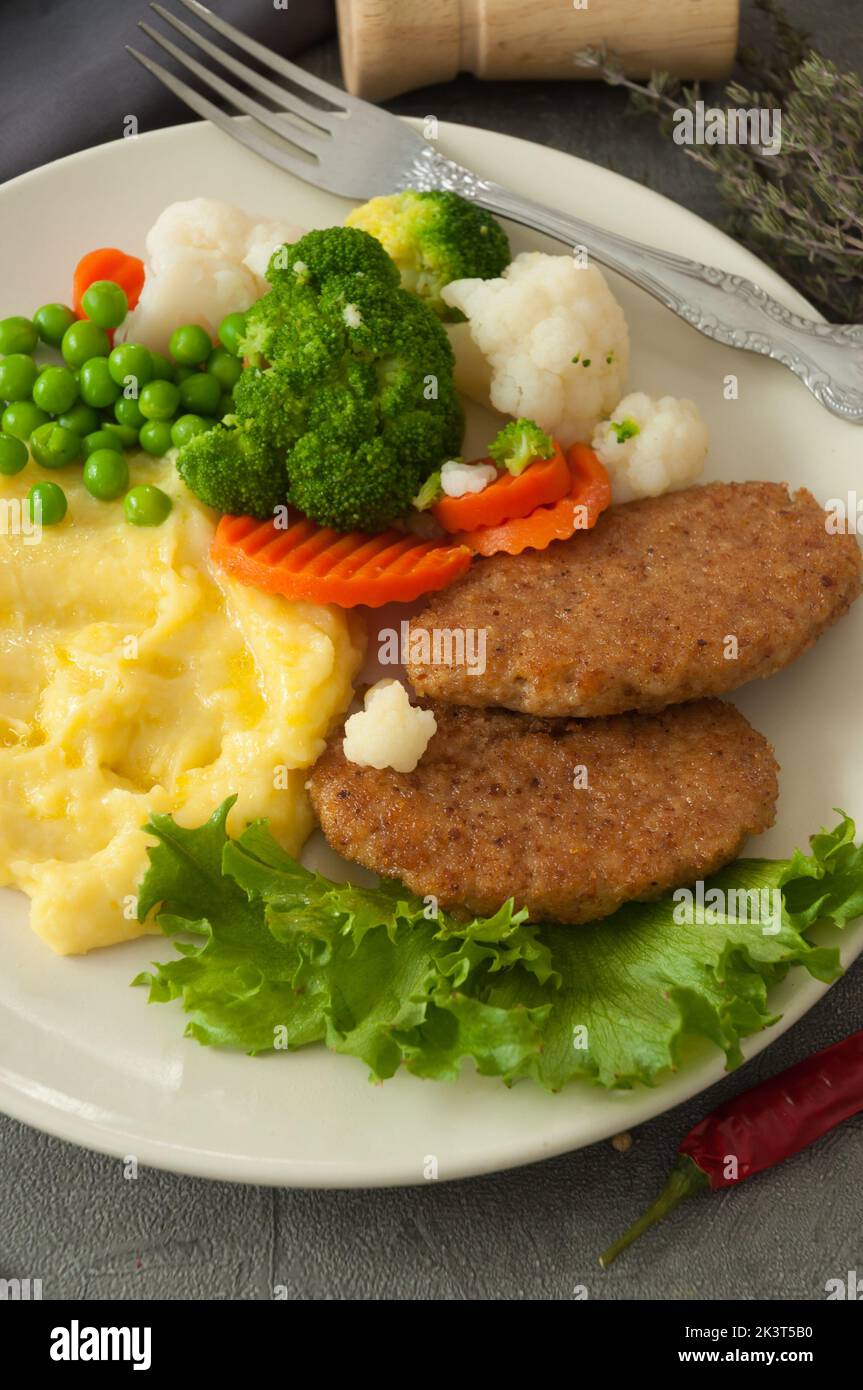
[[440, 459, 497, 498], [119, 198, 306, 354], [144, 198, 257, 261], [591, 392, 709, 503], [442, 252, 629, 446], [118, 247, 261, 357], [242, 219, 305, 279], [343, 680, 437, 773]]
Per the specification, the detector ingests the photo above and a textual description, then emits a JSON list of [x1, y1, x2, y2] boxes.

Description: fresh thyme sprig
[[577, 0, 863, 322]]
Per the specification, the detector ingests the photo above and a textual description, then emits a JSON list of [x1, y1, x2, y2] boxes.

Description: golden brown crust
[[309, 699, 779, 924], [406, 482, 862, 716]]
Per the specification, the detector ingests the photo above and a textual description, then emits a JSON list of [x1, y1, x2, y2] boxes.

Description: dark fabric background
[[0, 0, 336, 184]]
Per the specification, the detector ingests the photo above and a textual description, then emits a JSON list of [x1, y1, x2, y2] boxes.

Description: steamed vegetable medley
[[0, 190, 709, 603]]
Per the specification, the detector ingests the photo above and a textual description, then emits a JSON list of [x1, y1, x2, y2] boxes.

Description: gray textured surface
[[2, 0, 862, 1302]]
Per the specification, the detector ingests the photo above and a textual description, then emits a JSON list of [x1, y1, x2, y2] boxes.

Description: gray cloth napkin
[[0, 0, 336, 183]]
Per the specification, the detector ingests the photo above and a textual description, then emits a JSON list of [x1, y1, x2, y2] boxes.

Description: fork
[[128, 0, 863, 424]]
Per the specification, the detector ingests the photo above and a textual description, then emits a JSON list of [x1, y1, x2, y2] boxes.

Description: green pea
[[57, 402, 100, 437], [61, 319, 110, 369], [179, 371, 221, 416], [170, 414, 210, 449], [0, 316, 38, 355], [81, 280, 128, 330], [2, 400, 49, 441], [114, 395, 146, 430], [83, 428, 123, 458], [33, 303, 77, 348], [78, 357, 120, 409], [30, 422, 82, 469], [107, 342, 154, 389], [138, 419, 174, 456], [0, 353, 39, 403], [0, 431, 29, 475], [139, 379, 180, 421], [124, 484, 172, 527], [218, 390, 235, 417], [173, 364, 196, 385], [83, 448, 129, 501], [218, 312, 246, 357], [32, 366, 79, 415], [169, 323, 212, 366], [27, 480, 67, 526], [102, 422, 138, 449], [206, 347, 243, 391], [149, 351, 175, 382]]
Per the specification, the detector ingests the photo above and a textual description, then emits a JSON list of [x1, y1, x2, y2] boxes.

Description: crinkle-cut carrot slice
[[211, 513, 472, 608], [453, 444, 612, 556], [432, 442, 570, 533]]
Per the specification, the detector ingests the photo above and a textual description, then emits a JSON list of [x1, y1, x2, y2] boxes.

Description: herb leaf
[[577, 0, 863, 322]]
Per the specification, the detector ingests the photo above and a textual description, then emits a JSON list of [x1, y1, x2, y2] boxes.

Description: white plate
[[0, 119, 861, 1188]]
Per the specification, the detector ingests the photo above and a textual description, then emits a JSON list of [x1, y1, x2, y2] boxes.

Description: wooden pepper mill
[[336, 0, 740, 101]]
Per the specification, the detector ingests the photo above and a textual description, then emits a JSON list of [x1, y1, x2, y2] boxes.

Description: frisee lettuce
[[133, 800, 863, 1091]]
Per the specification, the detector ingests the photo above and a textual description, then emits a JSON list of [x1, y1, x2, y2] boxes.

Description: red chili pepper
[[599, 1028, 863, 1267]]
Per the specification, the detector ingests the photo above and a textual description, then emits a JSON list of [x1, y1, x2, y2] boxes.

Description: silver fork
[[129, 0, 863, 424]]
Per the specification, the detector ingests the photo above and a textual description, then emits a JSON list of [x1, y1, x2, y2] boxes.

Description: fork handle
[[472, 180, 863, 424]]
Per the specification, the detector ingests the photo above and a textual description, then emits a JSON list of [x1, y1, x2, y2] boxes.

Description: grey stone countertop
[[1, 0, 861, 1302]]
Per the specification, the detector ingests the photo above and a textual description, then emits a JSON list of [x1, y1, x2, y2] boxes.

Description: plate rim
[[0, 115, 857, 1189]]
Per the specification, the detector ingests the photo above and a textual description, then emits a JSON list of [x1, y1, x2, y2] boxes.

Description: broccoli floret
[[176, 226, 463, 531], [345, 191, 510, 320], [609, 417, 640, 443], [287, 433, 415, 533], [232, 364, 307, 450], [176, 423, 289, 518], [487, 418, 554, 477], [240, 227, 399, 365], [239, 289, 282, 365], [266, 225, 400, 290], [413, 470, 442, 511]]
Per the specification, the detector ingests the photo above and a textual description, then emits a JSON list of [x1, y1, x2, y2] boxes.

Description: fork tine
[[178, 0, 361, 113], [149, 3, 336, 134], [138, 21, 322, 158], [125, 46, 318, 181]]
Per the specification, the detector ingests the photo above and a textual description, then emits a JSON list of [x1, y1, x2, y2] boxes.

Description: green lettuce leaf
[[133, 804, 861, 1091]]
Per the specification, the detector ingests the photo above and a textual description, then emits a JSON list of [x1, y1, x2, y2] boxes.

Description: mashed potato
[[0, 458, 364, 954]]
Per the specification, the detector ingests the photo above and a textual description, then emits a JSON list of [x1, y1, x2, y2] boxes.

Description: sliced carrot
[[211, 513, 472, 608], [432, 441, 570, 533], [73, 248, 146, 318], [454, 443, 612, 557]]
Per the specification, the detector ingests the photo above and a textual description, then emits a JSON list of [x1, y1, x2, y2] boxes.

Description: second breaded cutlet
[[407, 481, 862, 717], [309, 698, 778, 925]]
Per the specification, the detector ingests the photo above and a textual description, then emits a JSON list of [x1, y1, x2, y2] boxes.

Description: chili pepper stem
[[599, 1154, 710, 1267]]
